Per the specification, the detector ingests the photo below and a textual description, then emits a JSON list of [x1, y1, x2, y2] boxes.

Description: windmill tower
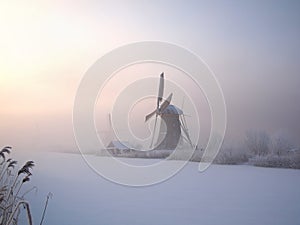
[[145, 73, 193, 150]]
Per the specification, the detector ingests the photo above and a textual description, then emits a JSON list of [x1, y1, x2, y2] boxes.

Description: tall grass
[[0, 146, 51, 225]]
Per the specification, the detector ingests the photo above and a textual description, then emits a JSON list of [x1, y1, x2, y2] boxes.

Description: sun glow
[[0, 2, 96, 114]]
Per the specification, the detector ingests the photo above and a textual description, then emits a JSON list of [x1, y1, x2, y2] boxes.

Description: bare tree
[[272, 133, 293, 156], [245, 130, 270, 156]]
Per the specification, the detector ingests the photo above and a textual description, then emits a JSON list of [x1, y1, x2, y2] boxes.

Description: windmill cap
[[161, 105, 183, 115]]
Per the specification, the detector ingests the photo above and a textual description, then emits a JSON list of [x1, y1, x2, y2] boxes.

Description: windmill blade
[[157, 72, 164, 109], [147, 73, 165, 148], [145, 92, 172, 122], [145, 109, 156, 122], [158, 93, 173, 113]]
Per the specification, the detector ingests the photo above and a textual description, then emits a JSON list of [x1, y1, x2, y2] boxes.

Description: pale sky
[[0, 0, 299, 151]]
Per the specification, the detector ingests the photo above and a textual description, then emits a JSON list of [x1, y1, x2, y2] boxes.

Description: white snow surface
[[15, 152, 300, 225]]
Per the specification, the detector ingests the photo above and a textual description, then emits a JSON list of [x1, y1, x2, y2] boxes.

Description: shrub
[[249, 154, 300, 169], [245, 130, 270, 156]]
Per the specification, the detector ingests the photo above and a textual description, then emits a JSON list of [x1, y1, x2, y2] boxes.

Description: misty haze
[[1, 1, 299, 225]]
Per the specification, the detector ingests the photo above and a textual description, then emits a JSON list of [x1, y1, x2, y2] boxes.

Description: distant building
[[106, 140, 131, 155]]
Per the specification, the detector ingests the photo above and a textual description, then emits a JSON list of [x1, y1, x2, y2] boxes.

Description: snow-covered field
[[16, 152, 300, 225]]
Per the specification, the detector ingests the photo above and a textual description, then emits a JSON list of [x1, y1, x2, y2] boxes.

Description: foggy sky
[[0, 0, 299, 152]]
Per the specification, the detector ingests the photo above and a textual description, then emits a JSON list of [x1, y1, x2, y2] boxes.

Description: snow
[[15, 152, 300, 225]]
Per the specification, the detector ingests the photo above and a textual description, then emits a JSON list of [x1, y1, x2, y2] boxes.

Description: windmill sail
[[145, 93, 172, 122], [158, 93, 172, 113], [157, 72, 164, 109], [145, 110, 156, 122]]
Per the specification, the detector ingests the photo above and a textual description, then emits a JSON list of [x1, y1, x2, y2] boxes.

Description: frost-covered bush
[[212, 144, 250, 165], [250, 154, 300, 169], [271, 133, 293, 156], [214, 151, 249, 165], [167, 149, 194, 161], [245, 130, 270, 156]]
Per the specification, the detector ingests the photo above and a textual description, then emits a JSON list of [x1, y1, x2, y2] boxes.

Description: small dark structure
[[106, 140, 131, 155]]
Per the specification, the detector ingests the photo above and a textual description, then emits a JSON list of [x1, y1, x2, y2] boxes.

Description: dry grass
[[0, 146, 51, 225]]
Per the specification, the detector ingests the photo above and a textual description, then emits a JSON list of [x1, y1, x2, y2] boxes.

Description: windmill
[[145, 73, 194, 150]]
